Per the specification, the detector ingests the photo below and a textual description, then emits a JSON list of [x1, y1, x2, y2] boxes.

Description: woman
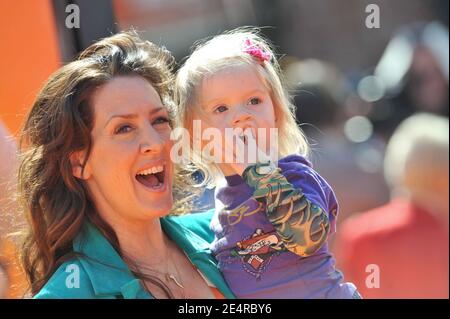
[[19, 31, 234, 299]]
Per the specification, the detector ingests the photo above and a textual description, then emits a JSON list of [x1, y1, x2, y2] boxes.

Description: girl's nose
[[232, 107, 252, 126]]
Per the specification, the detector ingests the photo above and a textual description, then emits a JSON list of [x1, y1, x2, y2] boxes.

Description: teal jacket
[[34, 210, 235, 299]]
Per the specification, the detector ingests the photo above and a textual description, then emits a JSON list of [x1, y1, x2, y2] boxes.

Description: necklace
[[166, 273, 184, 289], [127, 237, 185, 298], [143, 239, 185, 297], [165, 241, 185, 290]]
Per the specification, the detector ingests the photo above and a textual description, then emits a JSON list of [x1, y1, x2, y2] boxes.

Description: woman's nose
[[139, 127, 165, 155]]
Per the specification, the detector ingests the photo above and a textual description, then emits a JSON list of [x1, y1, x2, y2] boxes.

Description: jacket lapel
[[73, 222, 151, 299], [161, 215, 236, 299], [73, 217, 235, 299]]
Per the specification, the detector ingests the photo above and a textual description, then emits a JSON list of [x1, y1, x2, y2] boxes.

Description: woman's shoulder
[[33, 259, 97, 299]]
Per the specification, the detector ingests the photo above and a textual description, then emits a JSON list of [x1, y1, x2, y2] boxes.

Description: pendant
[[166, 274, 184, 289]]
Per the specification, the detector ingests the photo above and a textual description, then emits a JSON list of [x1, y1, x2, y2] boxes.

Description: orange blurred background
[[0, 0, 60, 136]]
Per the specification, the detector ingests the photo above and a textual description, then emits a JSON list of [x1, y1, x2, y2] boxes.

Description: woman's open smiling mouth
[[135, 163, 167, 192]]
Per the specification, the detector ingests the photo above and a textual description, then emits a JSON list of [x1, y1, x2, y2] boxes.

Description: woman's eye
[[153, 117, 170, 125], [115, 124, 133, 134], [214, 105, 228, 113], [248, 97, 262, 105]]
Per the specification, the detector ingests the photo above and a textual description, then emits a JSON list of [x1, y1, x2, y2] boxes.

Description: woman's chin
[[138, 195, 173, 218]]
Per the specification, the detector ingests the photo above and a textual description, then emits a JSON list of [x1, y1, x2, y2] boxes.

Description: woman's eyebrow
[[104, 107, 166, 127]]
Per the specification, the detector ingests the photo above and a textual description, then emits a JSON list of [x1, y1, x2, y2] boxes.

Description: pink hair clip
[[243, 38, 271, 63]]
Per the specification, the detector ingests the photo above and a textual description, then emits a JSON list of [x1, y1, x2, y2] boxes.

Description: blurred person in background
[[0, 120, 18, 240], [0, 259, 8, 298], [368, 21, 449, 140], [334, 113, 449, 298], [0, 120, 26, 298], [286, 59, 390, 227]]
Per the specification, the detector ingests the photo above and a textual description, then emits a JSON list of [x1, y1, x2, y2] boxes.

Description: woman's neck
[[101, 212, 171, 268]]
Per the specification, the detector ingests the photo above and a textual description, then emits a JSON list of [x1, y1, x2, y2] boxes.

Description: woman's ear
[[69, 151, 91, 180]]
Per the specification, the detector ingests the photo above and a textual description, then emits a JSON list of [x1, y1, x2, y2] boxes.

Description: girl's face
[[195, 64, 277, 174], [74, 75, 174, 223]]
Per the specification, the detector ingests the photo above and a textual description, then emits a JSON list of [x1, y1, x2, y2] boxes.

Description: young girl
[[175, 28, 361, 299]]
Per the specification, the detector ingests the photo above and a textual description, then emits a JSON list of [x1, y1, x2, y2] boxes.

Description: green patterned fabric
[[242, 161, 330, 257]]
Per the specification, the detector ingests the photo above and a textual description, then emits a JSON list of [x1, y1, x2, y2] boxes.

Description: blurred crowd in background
[[0, 0, 448, 298]]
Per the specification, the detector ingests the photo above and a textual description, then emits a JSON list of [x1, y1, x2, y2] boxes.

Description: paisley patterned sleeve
[[242, 155, 337, 257]]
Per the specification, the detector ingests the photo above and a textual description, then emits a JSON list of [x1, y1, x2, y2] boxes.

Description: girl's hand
[[219, 128, 274, 176]]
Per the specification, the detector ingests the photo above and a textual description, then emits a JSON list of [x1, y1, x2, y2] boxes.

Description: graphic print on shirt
[[226, 201, 264, 226], [230, 228, 286, 279]]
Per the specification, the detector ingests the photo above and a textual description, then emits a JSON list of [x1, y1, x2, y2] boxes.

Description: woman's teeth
[[136, 165, 165, 189], [137, 165, 164, 175]]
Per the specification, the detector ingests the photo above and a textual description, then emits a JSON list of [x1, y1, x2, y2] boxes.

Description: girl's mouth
[[239, 127, 256, 146], [135, 165, 165, 190], [239, 134, 247, 145]]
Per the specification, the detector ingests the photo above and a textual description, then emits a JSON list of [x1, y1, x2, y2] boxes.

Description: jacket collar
[[73, 222, 150, 299], [73, 218, 235, 299], [161, 216, 235, 299]]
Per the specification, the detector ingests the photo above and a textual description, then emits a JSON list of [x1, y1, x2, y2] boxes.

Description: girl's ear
[[69, 151, 91, 180]]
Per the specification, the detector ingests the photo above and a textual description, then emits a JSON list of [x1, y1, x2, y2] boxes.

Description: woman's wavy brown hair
[[19, 31, 184, 296]]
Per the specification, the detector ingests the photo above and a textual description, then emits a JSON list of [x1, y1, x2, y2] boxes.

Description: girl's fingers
[[245, 130, 271, 163], [220, 127, 275, 176]]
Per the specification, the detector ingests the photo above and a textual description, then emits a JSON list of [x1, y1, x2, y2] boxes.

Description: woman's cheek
[[162, 129, 173, 144]]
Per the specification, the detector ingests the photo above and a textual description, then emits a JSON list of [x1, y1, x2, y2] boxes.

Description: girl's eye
[[115, 124, 133, 134], [214, 105, 228, 113], [153, 117, 170, 125], [248, 97, 262, 105]]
